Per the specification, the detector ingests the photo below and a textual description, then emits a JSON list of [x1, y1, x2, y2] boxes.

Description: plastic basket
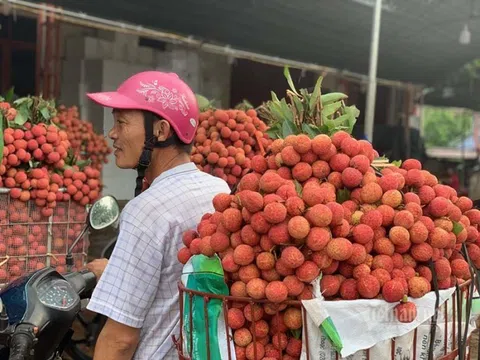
[[174, 278, 477, 360], [0, 188, 90, 287]]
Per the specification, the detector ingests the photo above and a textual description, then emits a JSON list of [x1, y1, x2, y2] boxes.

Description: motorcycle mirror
[[88, 195, 120, 230]]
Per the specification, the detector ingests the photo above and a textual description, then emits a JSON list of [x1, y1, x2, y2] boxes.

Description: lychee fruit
[[283, 275, 305, 297], [394, 210, 415, 229], [389, 226, 411, 247], [361, 183, 383, 204], [246, 278, 268, 299], [408, 276, 430, 298], [382, 279, 405, 302], [223, 208, 243, 232], [434, 258, 452, 281], [234, 244, 255, 266], [329, 153, 351, 172], [394, 296, 417, 323], [405, 169, 425, 188], [234, 328, 253, 347], [296, 260, 320, 282], [265, 281, 289, 303], [264, 202, 287, 224], [283, 308, 303, 330], [372, 254, 394, 273], [410, 243, 433, 262], [342, 167, 363, 188], [352, 224, 374, 245], [360, 210, 383, 230], [287, 216, 311, 239], [379, 174, 399, 192], [428, 197, 450, 218], [285, 196, 305, 217], [228, 308, 246, 329], [306, 227, 331, 251], [311, 134, 332, 155], [256, 252, 275, 270], [451, 258, 470, 279], [409, 221, 429, 244], [428, 227, 449, 249], [326, 238, 353, 261], [281, 246, 305, 269], [339, 278, 359, 300], [382, 190, 402, 208], [357, 274, 381, 299]]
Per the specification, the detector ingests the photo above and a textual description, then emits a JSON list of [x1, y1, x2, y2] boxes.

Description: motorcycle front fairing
[[0, 267, 81, 359]]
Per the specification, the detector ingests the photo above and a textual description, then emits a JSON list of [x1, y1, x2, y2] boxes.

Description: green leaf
[[336, 188, 351, 203], [14, 110, 27, 126], [0, 113, 4, 160], [321, 92, 348, 105], [392, 160, 402, 167], [294, 180, 303, 196], [28, 160, 41, 168], [291, 329, 302, 340], [453, 222, 464, 236], [283, 66, 298, 95], [271, 91, 280, 102], [4, 87, 14, 103], [13, 97, 31, 106], [195, 94, 212, 111], [300, 88, 311, 114], [292, 95, 304, 116], [302, 123, 319, 138], [76, 159, 91, 170], [309, 75, 323, 110], [40, 106, 51, 121], [323, 101, 342, 118], [282, 119, 297, 138], [265, 128, 281, 139]]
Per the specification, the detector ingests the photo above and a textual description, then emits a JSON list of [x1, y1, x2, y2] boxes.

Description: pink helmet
[[86, 71, 199, 143]]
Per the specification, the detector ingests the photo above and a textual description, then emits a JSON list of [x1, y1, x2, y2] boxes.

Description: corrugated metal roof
[[36, 0, 480, 88]]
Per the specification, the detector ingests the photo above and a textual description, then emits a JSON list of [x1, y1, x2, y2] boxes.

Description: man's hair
[[171, 130, 194, 154], [143, 110, 193, 154]]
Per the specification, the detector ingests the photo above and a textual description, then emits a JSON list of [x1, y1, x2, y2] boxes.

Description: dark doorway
[[0, 14, 37, 97]]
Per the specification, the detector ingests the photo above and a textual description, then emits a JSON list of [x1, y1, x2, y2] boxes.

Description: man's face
[[108, 109, 145, 169]]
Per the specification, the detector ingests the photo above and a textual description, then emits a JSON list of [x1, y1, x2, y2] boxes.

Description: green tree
[[422, 106, 473, 148]]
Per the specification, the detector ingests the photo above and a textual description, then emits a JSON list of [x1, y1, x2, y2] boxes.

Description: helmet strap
[[133, 111, 182, 197], [134, 111, 156, 197]]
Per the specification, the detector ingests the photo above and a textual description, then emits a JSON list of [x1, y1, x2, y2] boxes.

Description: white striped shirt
[[87, 162, 230, 359]]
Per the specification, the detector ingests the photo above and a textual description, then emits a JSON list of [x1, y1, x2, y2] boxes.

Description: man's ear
[[153, 119, 171, 142]]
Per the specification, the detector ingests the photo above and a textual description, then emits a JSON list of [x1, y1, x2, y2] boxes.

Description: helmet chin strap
[[133, 111, 178, 197]]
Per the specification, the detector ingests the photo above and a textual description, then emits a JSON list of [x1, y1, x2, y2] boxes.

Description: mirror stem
[[66, 225, 89, 271]]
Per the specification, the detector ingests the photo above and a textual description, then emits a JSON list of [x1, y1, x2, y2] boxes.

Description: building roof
[[42, 0, 480, 87]]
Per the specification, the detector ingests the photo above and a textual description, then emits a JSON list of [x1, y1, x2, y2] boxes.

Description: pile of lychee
[[191, 109, 273, 189], [178, 131, 480, 360], [55, 105, 112, 171]]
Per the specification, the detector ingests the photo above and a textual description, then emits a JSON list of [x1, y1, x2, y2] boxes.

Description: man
[[84, 71, 230, 359]]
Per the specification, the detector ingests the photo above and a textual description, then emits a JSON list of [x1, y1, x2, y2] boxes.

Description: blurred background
[[1, 0, 480, 201]]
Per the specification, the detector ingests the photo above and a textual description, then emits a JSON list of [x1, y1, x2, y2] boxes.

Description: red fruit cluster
[[55, 105, 112, 171], [191, 109, 273, 189], [1, 123, 69, 172], [179, 131, 480, 344]]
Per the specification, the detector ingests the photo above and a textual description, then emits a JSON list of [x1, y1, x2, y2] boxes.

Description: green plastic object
[[321, 316, 343, 353], [181, 255, 230, 360]]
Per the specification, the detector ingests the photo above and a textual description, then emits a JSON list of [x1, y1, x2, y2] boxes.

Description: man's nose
[[108, 127, 117, 140]]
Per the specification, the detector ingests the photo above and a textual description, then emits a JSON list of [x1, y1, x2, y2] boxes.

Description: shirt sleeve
[[86, 210, 165, 328]]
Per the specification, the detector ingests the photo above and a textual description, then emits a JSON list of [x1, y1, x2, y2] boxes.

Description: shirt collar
[[149, 162, 198, 187]]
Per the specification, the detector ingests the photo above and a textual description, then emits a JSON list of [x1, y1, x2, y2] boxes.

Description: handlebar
[[64, 269, 97, 298], [8, 325, 35, 360]]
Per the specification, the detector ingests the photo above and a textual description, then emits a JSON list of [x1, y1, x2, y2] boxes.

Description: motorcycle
[[63, 234, 118, 360], [0, 195, 120, 360]]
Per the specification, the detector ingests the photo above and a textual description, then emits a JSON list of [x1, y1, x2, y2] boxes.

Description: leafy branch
[[258, 66, 360, 139]]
